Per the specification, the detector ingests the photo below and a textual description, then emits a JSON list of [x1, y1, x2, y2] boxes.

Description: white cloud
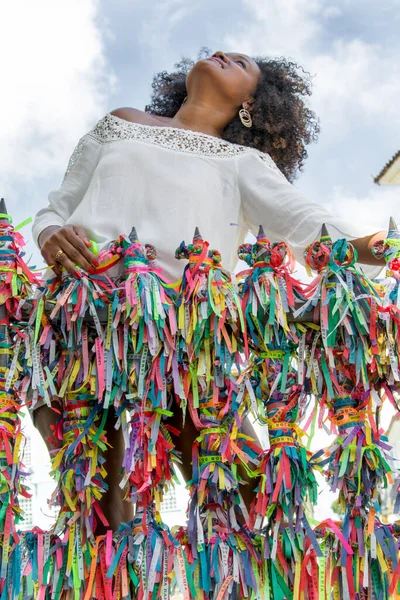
[[329, 183, 400, 234], [322, 5, 343, 18], [224, 0, 323, 59], [139, 0, 195, 50], [0, 0, 115, 216], [309, 39, 400, 140]]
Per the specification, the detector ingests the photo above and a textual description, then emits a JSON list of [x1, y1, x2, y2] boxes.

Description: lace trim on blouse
[[64, 112, 284, 179]]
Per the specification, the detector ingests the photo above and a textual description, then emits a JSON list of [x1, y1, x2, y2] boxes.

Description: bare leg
[[168, 402, 198, 484], [98, 407, 133, 531], [235, 417, 259, 510], [33, 403, 133, 532], [33, 402, 63, 454]]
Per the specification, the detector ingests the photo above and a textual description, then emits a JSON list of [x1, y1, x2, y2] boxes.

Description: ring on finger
[[54, 249, 65, 262]]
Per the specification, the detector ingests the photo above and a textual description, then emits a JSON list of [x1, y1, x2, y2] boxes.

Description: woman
[[31, 48, 386, 532]]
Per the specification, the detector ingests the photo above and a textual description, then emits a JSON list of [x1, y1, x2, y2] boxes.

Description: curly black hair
[[144, 47, 320, 183]]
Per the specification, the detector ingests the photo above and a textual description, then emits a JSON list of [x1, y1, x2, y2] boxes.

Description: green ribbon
[[14, 216, 33, 231]]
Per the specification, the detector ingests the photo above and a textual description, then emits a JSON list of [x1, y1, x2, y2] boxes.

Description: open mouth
[[207, 57, 224, 68]]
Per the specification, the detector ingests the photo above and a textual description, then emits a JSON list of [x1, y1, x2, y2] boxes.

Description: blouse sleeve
[[32, 132, 102, 248], [236, 150, 383, 279]]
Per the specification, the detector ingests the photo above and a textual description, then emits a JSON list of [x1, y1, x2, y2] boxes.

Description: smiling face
[[186, 51, 261, 110]]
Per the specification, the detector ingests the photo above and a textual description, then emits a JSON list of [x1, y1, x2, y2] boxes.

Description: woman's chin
[[190, 60, 225, 86]]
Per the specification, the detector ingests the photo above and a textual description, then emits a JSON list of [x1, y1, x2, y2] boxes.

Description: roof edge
[[374, 149, 400, 184]]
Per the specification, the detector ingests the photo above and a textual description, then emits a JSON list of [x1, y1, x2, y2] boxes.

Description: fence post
[[0, 198, 10, 370]]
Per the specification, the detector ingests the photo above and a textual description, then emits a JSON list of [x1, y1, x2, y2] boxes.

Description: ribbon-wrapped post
[[174, 228, 262, 600], [117, 228, 181, 513], [238, 225, 307, 355], [301, 224, 385, 390], [235, 226, 323, 598], [0, 199, 41, 595]]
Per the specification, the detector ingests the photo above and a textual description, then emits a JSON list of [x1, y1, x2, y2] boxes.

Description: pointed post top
[[0, 198, 10, 224], [257, 225, 267, 241], [193, 227, 203, 242], [320, 223, 332, 244], [389, 216, 398, 232], [387, 216, 400, 242], [128, 226, 139, 243]]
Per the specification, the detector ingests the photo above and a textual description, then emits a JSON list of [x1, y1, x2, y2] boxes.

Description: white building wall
[[19, 411, 57, 531]]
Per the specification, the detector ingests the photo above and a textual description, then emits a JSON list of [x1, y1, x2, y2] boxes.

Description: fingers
[[40, 225, 98, 276], [64, 227, 99, 269], [74, 225, 93, 249], [52, 262, 63, 277], [57, 237, 93, 272], [54, 251, 82, 277], [41, 235, 78, 276]]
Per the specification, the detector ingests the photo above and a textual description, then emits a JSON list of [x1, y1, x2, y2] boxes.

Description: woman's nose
[[213, 51, 228, 65]]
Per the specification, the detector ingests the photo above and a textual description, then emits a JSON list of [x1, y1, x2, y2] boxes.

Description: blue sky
[[1, 0, 400, 266]]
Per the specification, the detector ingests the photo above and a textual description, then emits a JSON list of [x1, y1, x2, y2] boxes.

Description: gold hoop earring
[[182, 95, 188, 105], [239, 107, 252, 128]]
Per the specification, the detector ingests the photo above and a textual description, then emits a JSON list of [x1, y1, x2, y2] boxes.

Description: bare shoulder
[[109, 107, 147, 124], [109, 107, 168, 126]]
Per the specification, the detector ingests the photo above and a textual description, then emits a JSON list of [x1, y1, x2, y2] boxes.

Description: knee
[[32, 402, 63, 451]]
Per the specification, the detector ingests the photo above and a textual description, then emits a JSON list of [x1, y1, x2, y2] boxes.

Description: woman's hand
[[351, 230, 387, 266], [39, 225, 99, 276]]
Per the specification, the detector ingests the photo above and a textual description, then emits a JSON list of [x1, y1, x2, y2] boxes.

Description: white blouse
[[32, 113, 381, 281]]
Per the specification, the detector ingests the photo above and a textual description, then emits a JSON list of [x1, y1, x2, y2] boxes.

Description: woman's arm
[[38, 225, 63, 249], [237, 151, 385, 276], [33, 128, 102, 274]]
